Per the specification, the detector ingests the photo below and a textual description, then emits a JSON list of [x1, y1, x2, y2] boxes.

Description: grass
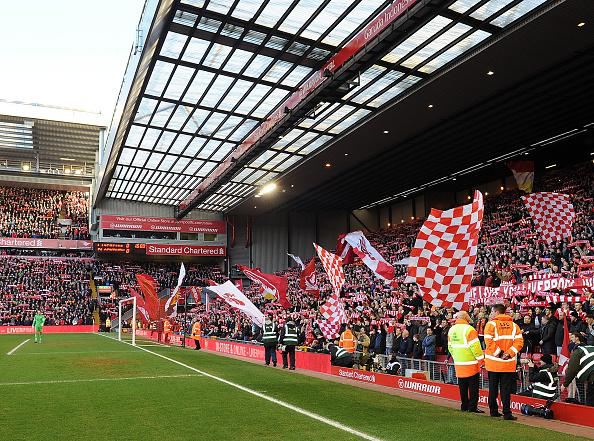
[[0, 333, 588, 441]]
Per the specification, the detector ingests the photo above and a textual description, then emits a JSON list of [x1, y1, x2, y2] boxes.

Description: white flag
[[206, 281, 265, 327], [343, 231, 394, 281], [287, 253, 305, 269]]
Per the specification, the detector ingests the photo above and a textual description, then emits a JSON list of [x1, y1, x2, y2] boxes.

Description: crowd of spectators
[[0, 186, 90, 239], [193, 162, 594, 372], [0, 257, 94, 326]]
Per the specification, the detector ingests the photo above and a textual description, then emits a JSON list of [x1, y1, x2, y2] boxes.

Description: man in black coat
[[539, 316, 557, 355], [520, 315, 539, 354]]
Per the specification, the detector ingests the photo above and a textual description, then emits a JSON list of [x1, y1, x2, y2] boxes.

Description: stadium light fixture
[[60, 157, 75, 161], [428, 104, 434, 108], [64, 168, 71, 174], [577, 22, 585, 27], [344, 153, 349, 156], [259, 182, 277, 195], [383, 130, 389, 134], [452, 177, 457, 181], [21, 163, 30, 171], [291, 184, 294, 187], [467, 195, 471, 200], [75, 169, 82, 175], [487, 70, 494, 76], [485, 192, 489, 196], [500, 186, 504, 191], [545, 164, 557, 169], [325, 163, 331, 167], [387, 222, 391, 227], [254, 206, 257, 209]]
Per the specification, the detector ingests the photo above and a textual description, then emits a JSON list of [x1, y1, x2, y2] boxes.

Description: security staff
[[262, 317, 278, 367], [280, 320, 299, 370], [484, 304, 524, 420], [328, 342, 354, 368], [163, 319, 172, 344], [519, 354, 558, 400], [339, 325, 357, 353], [192, 320, 201, 350], [561, 338, 594, 407], [448, 311, 485, 413]]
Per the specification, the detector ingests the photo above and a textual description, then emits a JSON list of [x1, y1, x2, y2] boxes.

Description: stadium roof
[[96, 0, 592, 216]]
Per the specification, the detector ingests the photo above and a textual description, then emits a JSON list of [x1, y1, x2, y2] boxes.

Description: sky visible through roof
[[0, 0, 145, 126]]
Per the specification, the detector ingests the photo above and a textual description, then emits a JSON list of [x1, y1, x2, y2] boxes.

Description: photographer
[[518, 354, 559, 400], [328, 341, 354, 368]]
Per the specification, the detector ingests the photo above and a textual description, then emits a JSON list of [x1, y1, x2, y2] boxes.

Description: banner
[[129, 288, 150, 324], [0, 325, 97, 334], [300, 258, 319, 298], [507, 160, 534, 193], [145, 244, 226, 256], [469, 276, 594, 303], [238, 265, 291, 308], [342, 231, 395, 281], [206, 281, 265, 327], [100, 215, 225, 234], [0, 238, 92, 250], [136, 274, 160, 320]]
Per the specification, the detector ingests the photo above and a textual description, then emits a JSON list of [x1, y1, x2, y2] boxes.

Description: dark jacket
[[412, 339, 423, 359], [520, 322, 539, 353], [422, 334, 436, 357], [555, 318, 565, 347], [398, 336, 413, 357], [540, 321, 556, 355]]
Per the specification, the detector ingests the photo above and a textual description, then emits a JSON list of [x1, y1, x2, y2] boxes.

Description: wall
[[317, 210, 347, 251], [350, 209, 379, 233], [252, 213, 288, 273], [92, 198, 222, 223], [289, 212, 316, 262]]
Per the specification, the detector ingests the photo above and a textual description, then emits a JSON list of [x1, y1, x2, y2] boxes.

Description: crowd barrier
[[0, 325, 98, 334], [130, 332, 594, 428]]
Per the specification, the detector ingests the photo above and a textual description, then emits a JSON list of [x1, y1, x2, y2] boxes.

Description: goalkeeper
[[32, 309, 46, 343]]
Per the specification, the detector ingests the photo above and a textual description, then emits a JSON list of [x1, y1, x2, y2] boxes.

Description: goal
[[118, 297, 137, 346]]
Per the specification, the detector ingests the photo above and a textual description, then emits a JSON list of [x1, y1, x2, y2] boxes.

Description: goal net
[[118, 297, 137, 346]]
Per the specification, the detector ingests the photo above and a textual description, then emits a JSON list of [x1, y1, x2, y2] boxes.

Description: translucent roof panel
[[106, 0, 548, 210]]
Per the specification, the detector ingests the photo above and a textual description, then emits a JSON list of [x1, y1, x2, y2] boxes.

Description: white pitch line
[[6, 339, 30, 355], [0, 374, 202, 387], [97, 333, 384, 441]]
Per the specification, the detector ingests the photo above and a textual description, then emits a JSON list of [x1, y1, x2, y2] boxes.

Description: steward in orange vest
[[484, 304, 523, 420], [192, 321, 201, 350], [339, 326, 357, 353]]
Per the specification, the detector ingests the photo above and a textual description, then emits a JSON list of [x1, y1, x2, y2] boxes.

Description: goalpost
[[118, 297, 137, 346]]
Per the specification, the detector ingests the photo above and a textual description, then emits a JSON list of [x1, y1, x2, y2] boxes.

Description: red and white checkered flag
[[320, 294, 347, 324], [406, 190, 484, 310], [314, 243, 345, 295], [316, 319, 341, 340], [521, 192, 575, 243]]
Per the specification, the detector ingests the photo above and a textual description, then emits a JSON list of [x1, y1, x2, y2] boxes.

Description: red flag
[[336, 234, 355, 264], [136, 274, 159, 319], [558, 314, 570, 375], [300, 258, 319, 298], [129, 287, 150, 324], [238, 265, 292, 309]]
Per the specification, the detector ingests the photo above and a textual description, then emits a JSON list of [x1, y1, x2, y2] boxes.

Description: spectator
[[422, 328, 436, 361]]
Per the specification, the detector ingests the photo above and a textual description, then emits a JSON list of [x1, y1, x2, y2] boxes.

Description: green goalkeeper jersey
[[33, 314, 46, 329]]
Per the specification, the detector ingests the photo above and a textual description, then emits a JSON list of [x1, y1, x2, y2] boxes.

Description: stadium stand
[[0, 256, 94, 326], [0, 186, 90, 239]]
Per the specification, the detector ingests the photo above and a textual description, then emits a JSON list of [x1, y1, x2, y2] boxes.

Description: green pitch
[[0, 333, 586, 441]]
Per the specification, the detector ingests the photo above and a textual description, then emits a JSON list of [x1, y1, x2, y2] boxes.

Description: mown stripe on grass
[[97, 333, 385, 441], [0, 373, 202, 386]]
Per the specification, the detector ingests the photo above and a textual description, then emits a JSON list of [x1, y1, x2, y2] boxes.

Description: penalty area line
[[6, 339, 30, 355], [0, 374, 202, 387], [97, 333, 385, 441]]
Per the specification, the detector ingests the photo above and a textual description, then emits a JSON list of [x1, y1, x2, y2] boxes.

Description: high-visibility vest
[[339, 330, 356, 353], [192, 322, 201, 339], [532, 370, 557, 399], [448, 319, 484, 378], [164, 320, 171, 333], [484, 315, 523, 372], [106, 318, 111, 327], [283, 324, 298, 346], [262, 323, 277, 344], [576, 346, 594, 382], [335, 346, 349, 360]]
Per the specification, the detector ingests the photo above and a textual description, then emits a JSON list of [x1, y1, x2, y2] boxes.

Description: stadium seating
[[0, 257, 94, 326], [0, 186, 90, 239]]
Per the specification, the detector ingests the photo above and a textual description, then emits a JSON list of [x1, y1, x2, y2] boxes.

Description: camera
[[520, 400, 554, 419]]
